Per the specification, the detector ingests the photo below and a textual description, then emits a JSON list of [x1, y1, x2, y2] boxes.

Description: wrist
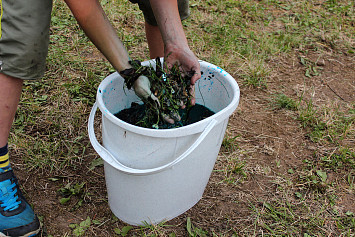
[[119, 60, 144, 89], [164, 42, 188, 59]]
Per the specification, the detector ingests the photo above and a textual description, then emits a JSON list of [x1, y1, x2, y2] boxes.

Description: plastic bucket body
[[88, 60, 240, 226]]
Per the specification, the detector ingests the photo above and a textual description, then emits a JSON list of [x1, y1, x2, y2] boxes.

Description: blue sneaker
[[0, 169, 40, 237]]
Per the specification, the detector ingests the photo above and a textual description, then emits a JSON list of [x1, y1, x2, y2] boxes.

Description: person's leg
[[130, 0, 190, 59], [0, 74, 23, 148], [0, 74, 42, 237], [145, 21, 164, 59], [0, 0, 52, 234], [0, 74, 41, 237], [0, 73, 22, 174]]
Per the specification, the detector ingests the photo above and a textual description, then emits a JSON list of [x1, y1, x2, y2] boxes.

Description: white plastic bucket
[[88, 60, 240, 226]]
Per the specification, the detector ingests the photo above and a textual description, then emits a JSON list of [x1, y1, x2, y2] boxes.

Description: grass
[[7, 0, 355, 236], [297, 101, 354, 143], [270, 93, 299, 110], [249, 200, 350, 236]]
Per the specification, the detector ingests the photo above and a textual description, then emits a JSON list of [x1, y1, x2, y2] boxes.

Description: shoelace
[[0, 180, 21, 212]]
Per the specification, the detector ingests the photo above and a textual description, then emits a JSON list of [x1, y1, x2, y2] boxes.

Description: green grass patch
[[297, 100, 354, 143], [271, 93, 299, 110], [250, 200, 355, 236], [188, 0, 354, 88]]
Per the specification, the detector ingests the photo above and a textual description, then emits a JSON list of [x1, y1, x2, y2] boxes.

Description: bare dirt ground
[[10, 45, 353, 236]]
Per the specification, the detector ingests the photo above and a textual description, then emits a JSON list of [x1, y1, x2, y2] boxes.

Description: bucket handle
[[88, 102, 217, 175]]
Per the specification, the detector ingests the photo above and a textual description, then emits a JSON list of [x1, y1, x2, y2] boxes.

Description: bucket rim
[[96, 60, 240, 138]]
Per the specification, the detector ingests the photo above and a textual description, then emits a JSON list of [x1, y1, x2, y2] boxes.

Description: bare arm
[[64, 0, 131, 72], [149, 0, 201, 85]]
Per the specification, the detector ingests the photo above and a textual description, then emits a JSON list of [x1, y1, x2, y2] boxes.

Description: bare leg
[[145, 21, 164, 59], [0, 73, 23, 147]]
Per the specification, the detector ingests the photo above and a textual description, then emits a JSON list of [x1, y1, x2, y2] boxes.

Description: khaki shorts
[[0, 0, 52, 80], [129, 0, 190, 26]]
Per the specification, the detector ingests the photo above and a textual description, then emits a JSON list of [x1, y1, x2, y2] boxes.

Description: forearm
[[64, 0, 131, 71], [149, 0, 200, 85], [149, 0, 188, 51]]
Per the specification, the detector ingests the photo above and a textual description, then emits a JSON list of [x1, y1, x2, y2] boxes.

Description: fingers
[[189, 84, 196, 106], [163, 60, 200, 109], [190, 69, 201, 85], [162, 111, 181, 124], [133, 75, 152, 99], [162, 114, 175, 124], [170, 111, 181, 122]]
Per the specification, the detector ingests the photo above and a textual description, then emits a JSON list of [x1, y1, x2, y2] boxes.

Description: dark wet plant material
[[115, 103, 215, 129], [118, 58, 214, 129]]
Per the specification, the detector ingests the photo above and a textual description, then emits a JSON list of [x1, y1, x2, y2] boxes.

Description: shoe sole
[[0, 228, 40, 237]]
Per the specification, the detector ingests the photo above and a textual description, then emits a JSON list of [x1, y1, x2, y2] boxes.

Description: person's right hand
[[164, 44, 201, 107]]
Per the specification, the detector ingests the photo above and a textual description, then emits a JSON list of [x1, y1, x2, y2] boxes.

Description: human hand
[[164, 44, 201, 107], [133, 75, 159, 103]]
